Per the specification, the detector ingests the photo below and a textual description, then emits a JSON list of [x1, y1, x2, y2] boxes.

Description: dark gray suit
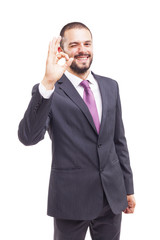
[[18, 73, 134, 221]]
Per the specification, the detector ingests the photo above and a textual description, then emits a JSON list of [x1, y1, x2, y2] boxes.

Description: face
[[62, 28, 93, 74]]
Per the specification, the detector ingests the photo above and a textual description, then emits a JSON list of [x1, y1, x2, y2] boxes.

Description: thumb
[[65, 57, 74, 67], [62, 57, 74, 71]]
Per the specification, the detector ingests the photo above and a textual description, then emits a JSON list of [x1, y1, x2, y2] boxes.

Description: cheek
[[64, 48, 77, 57], [70, 50, 78, 57], [71, 52, 76, 57], [89, 48, 93, 55]]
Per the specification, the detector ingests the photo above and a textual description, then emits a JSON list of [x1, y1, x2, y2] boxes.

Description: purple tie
[[80, 80, 100, 133]]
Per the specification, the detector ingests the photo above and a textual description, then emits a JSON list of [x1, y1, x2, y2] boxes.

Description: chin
[[70, 57, 92, 74]]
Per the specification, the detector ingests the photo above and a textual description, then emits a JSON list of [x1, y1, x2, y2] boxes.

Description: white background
[[0, 0, 160, 239]]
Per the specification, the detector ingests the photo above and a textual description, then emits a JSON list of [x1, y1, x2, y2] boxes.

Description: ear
[[58, 47, 63, 53]]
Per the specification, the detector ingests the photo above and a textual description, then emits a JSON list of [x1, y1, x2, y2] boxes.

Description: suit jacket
[[18, 72, 134, 220]]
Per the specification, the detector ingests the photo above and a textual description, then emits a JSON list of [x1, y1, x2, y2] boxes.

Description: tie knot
[[80, 80, 90, 90]]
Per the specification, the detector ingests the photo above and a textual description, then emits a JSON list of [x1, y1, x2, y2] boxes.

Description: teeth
[[77, 57, 87, 59], [76, 55, 89, 59]]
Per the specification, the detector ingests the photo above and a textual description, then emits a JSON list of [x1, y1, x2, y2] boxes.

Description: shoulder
[[31, 83, 39, 95], [92, 72, 119, 88]]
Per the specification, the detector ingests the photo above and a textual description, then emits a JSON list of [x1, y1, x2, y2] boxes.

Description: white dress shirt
[[39, 70, 102, 122]]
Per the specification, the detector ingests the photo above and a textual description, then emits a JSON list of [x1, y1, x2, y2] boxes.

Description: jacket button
[[99, 168, 103, 173], [98, 143, 102, 148]]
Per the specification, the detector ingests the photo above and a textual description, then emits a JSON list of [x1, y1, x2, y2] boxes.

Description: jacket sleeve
[[18, 84, 53, 146], [114, 82, 134, 195]]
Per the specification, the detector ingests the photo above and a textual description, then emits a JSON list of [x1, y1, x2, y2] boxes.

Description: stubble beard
[[69, 53, 93, 74], [70, 58, 93, 74]]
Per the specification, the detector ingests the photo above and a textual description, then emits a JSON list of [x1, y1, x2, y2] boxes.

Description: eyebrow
[[68, 40, 92, 46]]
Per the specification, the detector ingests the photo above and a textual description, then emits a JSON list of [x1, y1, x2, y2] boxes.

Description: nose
[[78, 43, 86, 52]]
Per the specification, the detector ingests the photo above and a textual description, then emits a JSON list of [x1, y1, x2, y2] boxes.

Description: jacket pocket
[[51, 167, 82, 173], [111, 158, 119, 165]]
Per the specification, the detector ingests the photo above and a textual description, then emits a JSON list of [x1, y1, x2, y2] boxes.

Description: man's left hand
[[123, 195, 136, 214]]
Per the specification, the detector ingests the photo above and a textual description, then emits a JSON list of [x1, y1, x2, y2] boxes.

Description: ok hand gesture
[[42, 37, 73, 89]]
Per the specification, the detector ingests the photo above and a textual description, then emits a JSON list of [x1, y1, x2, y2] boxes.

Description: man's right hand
[[41, 36, 73, 90]]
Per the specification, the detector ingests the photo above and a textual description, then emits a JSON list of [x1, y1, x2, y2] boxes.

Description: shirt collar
[[64, 70, 96, 89]]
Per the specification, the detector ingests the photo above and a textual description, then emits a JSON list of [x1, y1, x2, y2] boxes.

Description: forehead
[[63, 28, 92, 44]]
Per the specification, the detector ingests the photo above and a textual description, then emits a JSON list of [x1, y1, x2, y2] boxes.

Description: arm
[[18, 36, 73, 146], [114, 83, 136, 213], [18, 84, 52, 146]]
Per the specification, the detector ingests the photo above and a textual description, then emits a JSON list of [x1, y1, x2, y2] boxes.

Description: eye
[[85, 43, 91, 46], [70, 44, 77, 48]]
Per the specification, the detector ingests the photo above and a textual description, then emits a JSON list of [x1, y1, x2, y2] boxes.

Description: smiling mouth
[[75, 54, 90, 61], [75, 54, 90, 58]]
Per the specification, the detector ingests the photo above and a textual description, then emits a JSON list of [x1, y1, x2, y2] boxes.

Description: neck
[[67, 68, 91, 80]]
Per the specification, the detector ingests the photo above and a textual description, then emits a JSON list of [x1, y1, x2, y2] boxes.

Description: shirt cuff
[[39, 83, 55, 99]]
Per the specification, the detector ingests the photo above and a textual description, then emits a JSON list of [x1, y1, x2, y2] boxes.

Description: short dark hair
[[60, 22, 92, 49]]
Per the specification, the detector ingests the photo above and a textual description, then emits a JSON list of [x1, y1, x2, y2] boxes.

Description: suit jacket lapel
[[92, 72, 109, 137], [57, 74, 98, 134]]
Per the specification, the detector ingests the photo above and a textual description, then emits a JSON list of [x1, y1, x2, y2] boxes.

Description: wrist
[[41, 76, 55, 90]]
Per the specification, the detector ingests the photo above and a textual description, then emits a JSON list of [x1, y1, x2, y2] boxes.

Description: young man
[[18, 22, 136, 240]]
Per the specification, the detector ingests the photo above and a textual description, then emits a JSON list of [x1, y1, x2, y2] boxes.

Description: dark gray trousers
[[53, 194, 122, 240]]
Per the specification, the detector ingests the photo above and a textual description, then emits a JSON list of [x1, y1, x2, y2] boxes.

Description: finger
[[65, 57, 74, 67], [61, 57, 73, 71], [54, 36, 61, 52], [52, 37, 59, 53], [123, 207, 128, 213], [56, 52, 69, 62], [48, 38, 58, 63], [128, 201, 136, 209], [50, 36, 61, 55], [56, 52, 69, 61], [123, 207, 131, 214], [46, 41, 53, 63], [129, 207, 135, 213], [127, 207, 134, 214]]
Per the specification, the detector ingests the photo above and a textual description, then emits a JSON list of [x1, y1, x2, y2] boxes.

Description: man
[[18, 22, 136, 240]]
